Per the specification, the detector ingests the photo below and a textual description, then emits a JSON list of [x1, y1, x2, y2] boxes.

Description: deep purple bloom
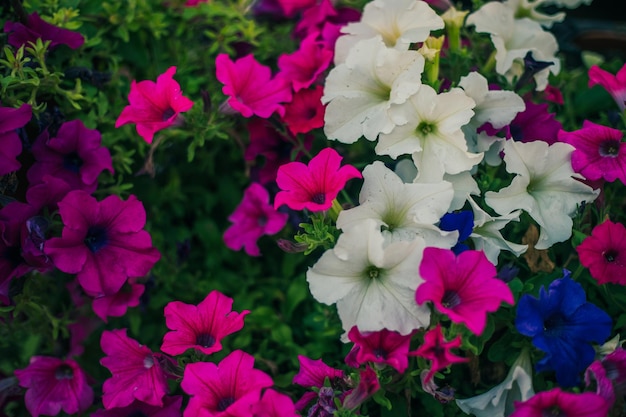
[[92, 282, 145, 322], [44, 190, 161, 297], [0, 103, 31, 176], [3, 12, 85, 50], [515, 270, 612, 387], [509, 99, 562, 145], [28, 119, 113, 194], [25, 175, 72, 212]]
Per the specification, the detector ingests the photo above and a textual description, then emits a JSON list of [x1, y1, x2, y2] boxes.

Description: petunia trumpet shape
[[577, 219, 626, 286], [409, 324, 468, 384], [346, 326, 413, 373], [510, 387, 610, 417], [588, 63, 626, 111]]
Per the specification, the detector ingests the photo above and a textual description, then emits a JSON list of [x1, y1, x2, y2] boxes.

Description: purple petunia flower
[[44, 190, 160, 297], [3, 12, 85, 50], [0, 103, 32, 176]]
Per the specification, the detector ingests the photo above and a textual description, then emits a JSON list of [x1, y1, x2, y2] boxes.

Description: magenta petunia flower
[[559, 120, 626, 184], [409, 324, 468, 384], [223, 182, 288, 257], [585, 347, 626, 405], [577, 219, 626, 286], [100, 329, 173, 409], [509, 99, 562, 145], [44, 190, 161, 297], [346, 326, 413, 373], [91, 395, 183, 417], [0, 103, 31, 176], [3, 12, 84, 50], [342, 366, 380, 410], [415, 248, 514, 335], [282, 86, 326, 136], [14, 356, 94, 417], [251, 389, 299, 417], [115, 66, 194, 144], [92, 282, 145, 322], [28, 119, 113, 193], [25, 175, 72, 212], [292, 355, 345, 411], [181, 349, 274, 417], [215, 54, 292, 118], [510, 387, 610, 417], [161, 289, 250, 356], [277, 33, 333, 92], [293, 0, 360, 46], [588, 63, 626, 111], [276, 0, 317, 17], [274, 147, 362, 212]]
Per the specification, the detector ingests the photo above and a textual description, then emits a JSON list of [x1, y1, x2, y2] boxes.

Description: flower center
[[441, 290, 461, 309], [143, 355, 154, 369], [366, 266, 381, 280], [54, 364, 74, 380], [417, 121, 436, 137], [196, 333, 216, 348], [599, 139, 620, 157], [127, 411, 149, 417], [542, 406, 564, 417], [543, 313, 566, 337], [63, 151, 84, 173], [311, 192, 326, 204], [257, 214, 268, 227], [162, 107, 175, 121], [84, 226, 109, 253], [603, 249, 618, 263], [217, 397, 235, 411], [373, 348, 386, 359]]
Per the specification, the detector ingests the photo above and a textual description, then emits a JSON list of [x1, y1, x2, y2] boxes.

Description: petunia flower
[[115, 66, 194, 144], [585, 347, 626, 405], [346, 326, 413, 373], [274, 147, 361, 212], [91, 395, 183, 417], [100, 329, 173, 408], [576, 219, 626, 286], [409, 324, 468, 384], [292, 355, 345, 411], [181, 349, 274, 417], [509, 387, 610, 417], [0, 103, 31, 176], [44, 190, 161, 297], [484, 139, 599, 250], [275, 0, 317, 17], [588, 63, 626, 111], [92, 282, 145, 322], [3, 12, 84, 50], [438, 211, 474, 254], [277, 33, 333, 92], [415, 247, 514, 335], [559, 120, 626, 184], [251, 389, 299, 417], [281, 86, 326, 135], [14, 356, 94, 417], [25, 175, 72, 212], [515, 271, 613, 387], [509, 99, 562, 145], [224, 182, 288, 256], [161, 289, 250, 356], [342, 366, 380, 410], [28, 119, 114, 194], [215, 54, 292, 118]]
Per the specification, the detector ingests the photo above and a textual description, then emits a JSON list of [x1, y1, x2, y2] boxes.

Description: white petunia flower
[[334, 0, 444, 64], [466, 2, 560, 91], [456, 350, 535, 417], [484, 139, 599, 250], [376, 85, 481, 182], [322, 36, 425, 144], [336, 161, 457, 246], [306, 219, 430, 336]]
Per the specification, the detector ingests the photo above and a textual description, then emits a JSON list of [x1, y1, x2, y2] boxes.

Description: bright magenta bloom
[[409, 324, 468, 384], [92, 282, 145, 322], [274, 147, 362, 211], [415, 248, 514, 335], [292, 355, 345, 411], [577, 220, 626, 286], [14, 356, 94, 417], [277, 33, 333, 92], [215, 53, 292, 118], [3, 12, 84, 50], [282, 86, 326, 135], [346, 326, 413, 373], [223, 182, 288, 256], [161, 289, 250, 356], [91, 395, 183, 417], [276, 0, 317, 17], [588, 63, 626, 111], [44, 190, 160, 297], [342, 366, 380, 410], [100, 329, 173, 409], [586, 348, 626, 405], [0, 103, 31, 176], [181, 349, 274, 417], [251, 389, 299, 417], [115, 66, 194, 144], [510, 387, 610, 417]]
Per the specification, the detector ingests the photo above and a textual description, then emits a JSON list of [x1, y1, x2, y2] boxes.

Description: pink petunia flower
[[181, 349, 274, 417], [277, 33, 333, 92], [14, 356, 94, 417], [415, 248, 514, 335], [223, 182, 288, 257], [161, 289, 250, 356], [585, 347, 626, 405], [251, 389, 299, 417], [345, 326, 413, 373], [508, 99, 562, 145], [215, 54, 292, 118], [281, 86, 326, 136], [510, 387, 610, 417], [44, 190, 161, 297], [100, 329, 173, 409], [577, 220, 626, 286], [92, 282, 146, 322], [274, 147, 362, 211], [588, 63, 626, 111], [293, 0, 361, 46], [342, 366, 380, 410], [28, 119, 113, 194], [559, 120, 626, 184], [409, 324, 468, 384], [91, 395, 183, 417], [0, 103, 31, 176], [3, 12, 84, 50], [115, 66, 194, 144], [292, 355, 345, 411]]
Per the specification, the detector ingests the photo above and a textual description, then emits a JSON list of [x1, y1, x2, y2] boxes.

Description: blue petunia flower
[[439, 211, 474, 255], [515, 270, 612, 387]]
